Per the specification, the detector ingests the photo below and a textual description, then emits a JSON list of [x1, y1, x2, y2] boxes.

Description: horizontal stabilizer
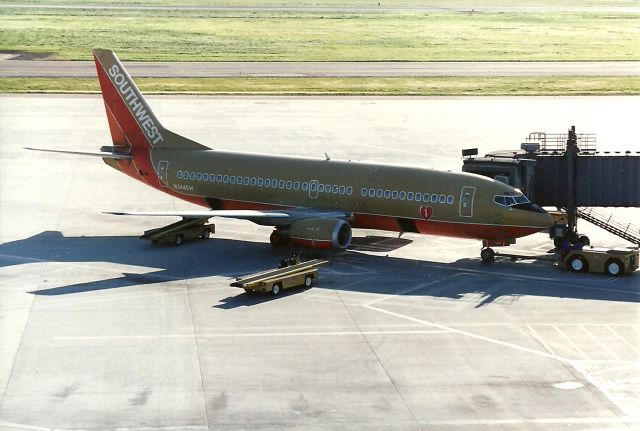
[[24, 147, 132, 160]]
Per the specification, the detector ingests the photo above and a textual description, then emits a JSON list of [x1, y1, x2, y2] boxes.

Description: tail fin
[[93, 49, 206, 151]]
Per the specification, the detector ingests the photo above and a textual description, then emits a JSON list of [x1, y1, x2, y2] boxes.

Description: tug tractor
[[561, 247, 639, 276]]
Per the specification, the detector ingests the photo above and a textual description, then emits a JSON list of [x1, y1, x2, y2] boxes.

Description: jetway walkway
[[462, 125, 639, 246], [577, 207, 640, 245]]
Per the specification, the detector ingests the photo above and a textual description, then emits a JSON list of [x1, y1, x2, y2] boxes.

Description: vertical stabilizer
[[93, 49, 206, 151]]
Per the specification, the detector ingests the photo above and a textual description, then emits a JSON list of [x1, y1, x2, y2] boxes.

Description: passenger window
[[244, 177, 250, 185], [258, 178, 264, 186], [392, 191, 398, 199], [177, 171, 183, 179], [439, 194, 446, 204], [319, 184, 325, 192], [339, 185, 346, 194], [361, 188, 368, 197], [431, 194, 438, 203], [286, 181, 292, 190], [399, 191, 406, 200], [230, 176, 236, 184], [376, 189, 383, 198], [332, 185, 339, 193], [294, 182, 300, 190], [196, 173, 202, 181], [302, 182, 309, 191], [203, 173, 209, 181], [368, 188, 375, 197], [265, 179, 271, 187], [384, 190, 391, 199], [223, 175, 229, 183], [346, 186, 353, 195], [447, 195, 454, 204], [279, 180, 285, 189], [407, 192, 414, 200], [414, 192, 421, 202], [189, 172, 196, 180], [251, 177, 257, 186]]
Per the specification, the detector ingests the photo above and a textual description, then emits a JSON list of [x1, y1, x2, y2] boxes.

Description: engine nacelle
[[288, 218, 352, 250]]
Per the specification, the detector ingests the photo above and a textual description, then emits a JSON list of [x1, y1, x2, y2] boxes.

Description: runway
[[1, 59, 639, 78], [1, 94, 639, 430]]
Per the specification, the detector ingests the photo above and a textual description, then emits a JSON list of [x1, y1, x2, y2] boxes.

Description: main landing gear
[[270, 229, 289, 247], [480, 247, 495, 263]]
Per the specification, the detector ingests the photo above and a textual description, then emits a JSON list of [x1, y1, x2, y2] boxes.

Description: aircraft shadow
[[1, 231, 638, 307]]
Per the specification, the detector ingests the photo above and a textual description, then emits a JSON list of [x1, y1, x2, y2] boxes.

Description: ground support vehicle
[[141, 217, 214, 246], [231, 259, 329, 295], [561, 247, 639, 276]]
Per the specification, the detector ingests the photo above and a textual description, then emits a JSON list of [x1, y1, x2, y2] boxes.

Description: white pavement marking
[[416, 416, 640, 426], [580, 324, 622, 361], [553, 324, 590, 361], [525, 324, 557, 357], [364, 304, 638, 416], [605, 325, 640, 355], [53, 329, 452, 341]]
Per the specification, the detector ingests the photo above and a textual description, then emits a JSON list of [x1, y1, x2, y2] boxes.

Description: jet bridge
[[462, 126, 640, 245]]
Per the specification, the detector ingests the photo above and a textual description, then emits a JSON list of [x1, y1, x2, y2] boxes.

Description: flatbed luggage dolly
[[231, 259, 330, 295]]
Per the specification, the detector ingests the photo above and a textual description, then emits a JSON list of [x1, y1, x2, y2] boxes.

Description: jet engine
[[288, 218, 352, 250]]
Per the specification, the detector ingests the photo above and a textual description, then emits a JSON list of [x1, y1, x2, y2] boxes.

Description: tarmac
[[2, 60, 640, 78], [0, 94, 639, 430]]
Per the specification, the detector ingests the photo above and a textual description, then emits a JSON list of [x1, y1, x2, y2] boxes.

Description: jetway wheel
[[272, 283, 282, 295], [174, 234, 183, 246], [481, 248, 495, 263], [578, 235, 590, 246], [201, 229, 210, 240]]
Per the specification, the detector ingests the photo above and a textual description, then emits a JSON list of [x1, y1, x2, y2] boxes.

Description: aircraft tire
[[272, 283, 282, 295], [568, 254, 588, 273], [605, 258, 623, 277], [174, 234, 183, 246], [304, 275, 313, 288], [480, 248, 495, 263], [270, 231, 287, 247]]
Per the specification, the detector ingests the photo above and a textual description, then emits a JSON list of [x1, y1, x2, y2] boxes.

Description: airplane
[[29, 49, 554, 261]]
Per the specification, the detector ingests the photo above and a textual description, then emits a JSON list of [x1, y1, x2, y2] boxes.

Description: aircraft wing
[[105, 208, 350, 226]]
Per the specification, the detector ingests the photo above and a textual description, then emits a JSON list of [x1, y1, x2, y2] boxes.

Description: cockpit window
[[494, 193, 546, 213], [494, 194, 530, 207]]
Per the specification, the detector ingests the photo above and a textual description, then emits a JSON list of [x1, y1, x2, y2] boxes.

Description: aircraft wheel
[[201, 229, 210, 240], [605, 258, 624, 277], [578, 235, 590, 246], [174, 234, 183, 246], [270, 231, 287, 247], [568, 254, 588, 273], [480, 247, 495, 263], [272, 282, 282, 295], [304, 275, 313, 288]]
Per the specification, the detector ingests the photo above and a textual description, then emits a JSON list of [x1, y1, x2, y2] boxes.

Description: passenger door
[[459, 186, 475, 218]]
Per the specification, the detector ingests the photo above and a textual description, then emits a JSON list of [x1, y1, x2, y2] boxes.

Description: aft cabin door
[[459, 186, 475, 218], [158, 160, 169, 186]]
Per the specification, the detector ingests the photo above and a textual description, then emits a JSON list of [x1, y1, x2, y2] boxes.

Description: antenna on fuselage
[[324, 152, 331, 161]]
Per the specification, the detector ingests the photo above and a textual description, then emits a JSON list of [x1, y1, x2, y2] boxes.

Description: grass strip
[[1, 11, 638, 61], [1, 77, 639, 96]]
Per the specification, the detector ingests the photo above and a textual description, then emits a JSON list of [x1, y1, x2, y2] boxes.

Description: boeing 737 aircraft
[[31, 49, 554, 260]]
